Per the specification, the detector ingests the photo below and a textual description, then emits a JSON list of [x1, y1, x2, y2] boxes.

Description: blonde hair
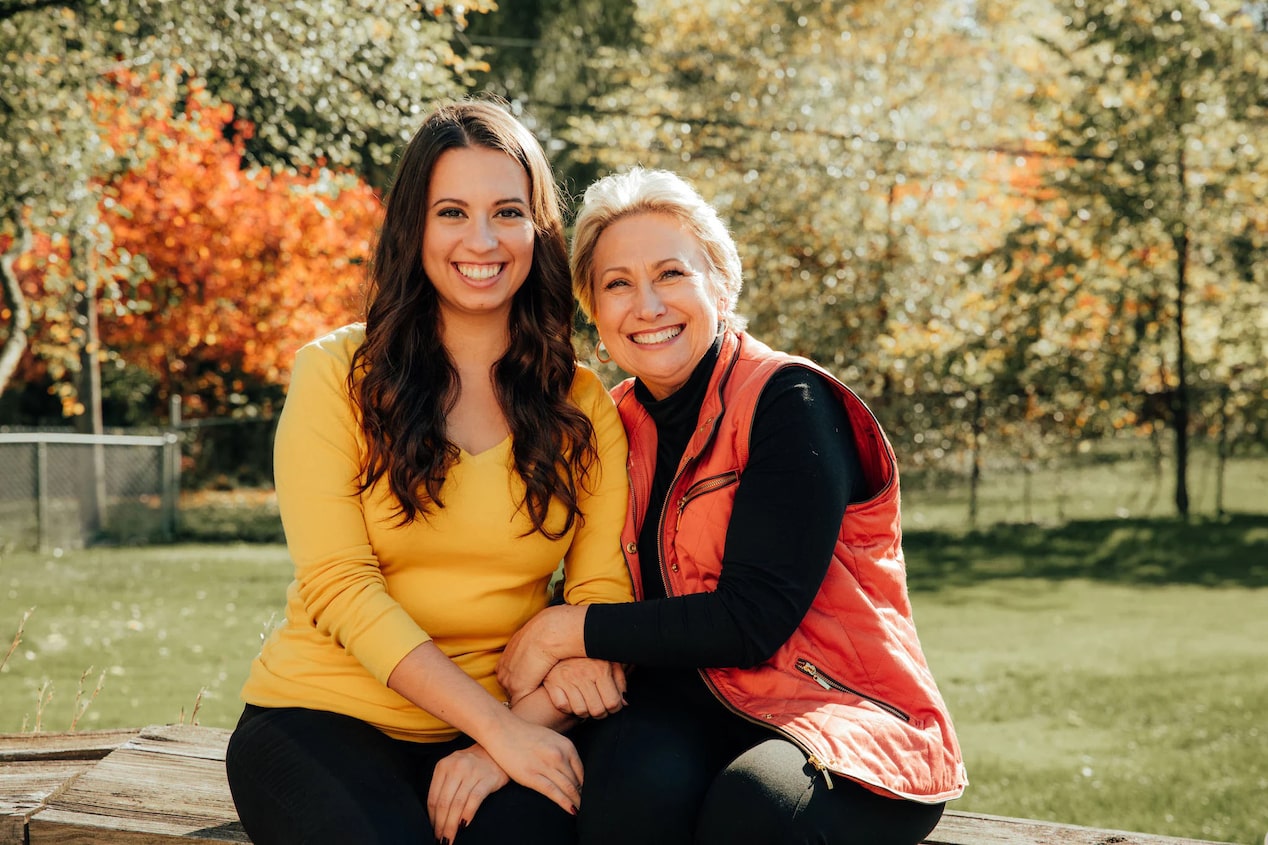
[[570, 168, 746, 332]]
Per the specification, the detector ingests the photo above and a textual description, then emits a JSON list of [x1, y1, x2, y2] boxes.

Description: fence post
[[35, 440, 50, 553], [163, 395, 182, 541]]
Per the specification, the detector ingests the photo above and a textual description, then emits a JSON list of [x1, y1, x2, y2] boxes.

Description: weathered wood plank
[[2, 759, 97, 845], [1, 729, 141, 845], [926, 810, 1232, 845], [12, 725, 1239, 845], [27, 725, 247, 844], [0, 729, 138, 764]]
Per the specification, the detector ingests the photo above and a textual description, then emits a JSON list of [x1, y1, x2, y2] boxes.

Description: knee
[[695, 757, 808, 845]]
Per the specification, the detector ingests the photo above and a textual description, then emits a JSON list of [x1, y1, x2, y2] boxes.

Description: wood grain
[[6, 725, 1237, 845]]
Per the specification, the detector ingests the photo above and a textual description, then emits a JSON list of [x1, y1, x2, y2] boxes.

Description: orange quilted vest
[[611, 331, 967, 802]]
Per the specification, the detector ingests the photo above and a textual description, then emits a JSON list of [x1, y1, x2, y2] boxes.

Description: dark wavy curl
[[350, 100, 595, 538]]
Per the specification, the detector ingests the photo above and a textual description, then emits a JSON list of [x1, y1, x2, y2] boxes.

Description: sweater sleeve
[[560, 367, 636, 606], [273, 332, 431, 685], [585, 368, 863, 668]]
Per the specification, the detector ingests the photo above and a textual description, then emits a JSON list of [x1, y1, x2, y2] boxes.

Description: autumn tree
[[493, 0, 1059, 469], [0, 0, 490, 415], [97, 70, 384, 417], [1026, 0, 1268, 515], [4, 67, 386, 420]]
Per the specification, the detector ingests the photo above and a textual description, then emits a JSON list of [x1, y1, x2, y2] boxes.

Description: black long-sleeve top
[[584, 338, 866, 672]]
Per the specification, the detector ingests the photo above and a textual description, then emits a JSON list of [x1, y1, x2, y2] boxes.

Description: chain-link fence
[[0, 431, 180, 552]]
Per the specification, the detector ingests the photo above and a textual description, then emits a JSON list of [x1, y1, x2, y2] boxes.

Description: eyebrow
[[428, 196, 529, 209], [599, 257, 686, 276]]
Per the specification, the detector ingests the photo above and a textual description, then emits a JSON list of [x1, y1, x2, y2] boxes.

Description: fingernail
[[571, 804, 579, 815], [459, 819, 468, 830], [441, 839, 450, 845]]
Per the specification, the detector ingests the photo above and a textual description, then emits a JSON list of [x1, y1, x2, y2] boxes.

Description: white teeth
[[631, 326, 683, 344], [457, 263, 502, 280]]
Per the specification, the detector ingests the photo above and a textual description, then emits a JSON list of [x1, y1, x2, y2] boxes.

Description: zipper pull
[[806, 756, 835, 790], [797, 659, 832, 690], [676, 497, 686, 531]]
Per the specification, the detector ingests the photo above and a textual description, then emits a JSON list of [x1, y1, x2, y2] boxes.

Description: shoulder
[[569, 364, 616, 413], [759, 366, 841, 408], [285, 324, 365, 403], [295, 323, 366, 370]]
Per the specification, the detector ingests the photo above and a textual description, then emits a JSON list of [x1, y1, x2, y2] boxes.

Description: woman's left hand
[[544, 658, 627, 718], [499, 604, 588, 703], [427, 743, 509, 844]]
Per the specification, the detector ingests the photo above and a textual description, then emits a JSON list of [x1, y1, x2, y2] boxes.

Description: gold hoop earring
[[595, 341, 612, 364]]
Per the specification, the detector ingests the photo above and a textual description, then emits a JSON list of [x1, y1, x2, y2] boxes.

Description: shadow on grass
[[904, 512, 1268, 591]]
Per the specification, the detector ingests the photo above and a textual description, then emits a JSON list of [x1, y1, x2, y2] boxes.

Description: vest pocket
[[794, 658, 912, 723], [675, 470, 740, 530]]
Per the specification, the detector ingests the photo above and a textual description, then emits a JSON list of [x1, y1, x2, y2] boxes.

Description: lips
[[456, 263, 503, 280], [630, 325, 683, 345]]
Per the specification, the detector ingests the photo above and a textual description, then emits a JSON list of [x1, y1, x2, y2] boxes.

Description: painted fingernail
[[459, 819, 468, 830], [571, 804, 579, 815]]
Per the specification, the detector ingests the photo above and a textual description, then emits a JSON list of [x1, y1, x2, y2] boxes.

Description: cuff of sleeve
[[354, 605, 433, 685]]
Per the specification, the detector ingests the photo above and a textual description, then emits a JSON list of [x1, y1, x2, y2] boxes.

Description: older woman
[[498, 168, 966, 845]]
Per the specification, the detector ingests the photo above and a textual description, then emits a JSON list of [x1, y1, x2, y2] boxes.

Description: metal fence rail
[[0, 431, 180, 552]]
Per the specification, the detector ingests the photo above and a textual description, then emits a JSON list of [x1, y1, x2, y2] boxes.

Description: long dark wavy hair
[[350, 100, 595, 538]]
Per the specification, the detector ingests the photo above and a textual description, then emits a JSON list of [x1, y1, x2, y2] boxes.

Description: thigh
[[695, 737, 945, 845], [453, 779, 576, 845], [225, 706, 435, 845], [575, 696, 731, 845]]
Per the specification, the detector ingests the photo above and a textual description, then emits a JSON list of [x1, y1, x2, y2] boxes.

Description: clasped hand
[[500, 604, 626, 719], [543, 657, 627, 719], [498, 604, 591, 706]]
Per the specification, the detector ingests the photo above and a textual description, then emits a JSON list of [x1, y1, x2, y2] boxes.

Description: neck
[[440, 312, 511, 370]]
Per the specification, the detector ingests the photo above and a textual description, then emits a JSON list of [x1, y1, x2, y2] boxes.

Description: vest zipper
[[696, 668, 838, 789], [675, 471, 741, 530], [624, 468, 644, 600], [795, 659, 912, 723]]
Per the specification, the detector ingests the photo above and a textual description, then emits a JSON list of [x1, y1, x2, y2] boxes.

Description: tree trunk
[[1216, 383, 1229, 517], [1171, 148, 1191, 518], [968, 391, 983, 529], [70, 226, 107, 538], [0, 217, 32, 395]]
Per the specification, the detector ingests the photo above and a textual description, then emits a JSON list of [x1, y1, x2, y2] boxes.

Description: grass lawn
[[2, 514, 1266, 843]]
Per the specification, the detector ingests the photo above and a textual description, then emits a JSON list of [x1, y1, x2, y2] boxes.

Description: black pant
[[225, 705, 575, 845], [573, 670, 945, 845]]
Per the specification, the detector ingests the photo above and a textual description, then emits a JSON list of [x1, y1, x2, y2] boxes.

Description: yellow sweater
[[241, 324, 633, 741]]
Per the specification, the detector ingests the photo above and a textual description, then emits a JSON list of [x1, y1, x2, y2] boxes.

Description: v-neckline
[[458, 434, 511, 461]]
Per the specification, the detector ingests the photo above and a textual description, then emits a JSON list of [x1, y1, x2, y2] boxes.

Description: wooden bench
[[0, 725, 1238, 844]]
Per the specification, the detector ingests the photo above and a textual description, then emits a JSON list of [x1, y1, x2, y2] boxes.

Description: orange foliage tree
[[99, 69, 382, 417], [4, 67, 383, 420]]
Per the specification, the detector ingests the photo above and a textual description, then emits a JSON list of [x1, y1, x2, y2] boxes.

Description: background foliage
[[3, 0, 1265, 517]]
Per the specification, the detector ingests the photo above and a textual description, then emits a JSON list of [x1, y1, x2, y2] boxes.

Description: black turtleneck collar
[[632, 334, 724, 426]]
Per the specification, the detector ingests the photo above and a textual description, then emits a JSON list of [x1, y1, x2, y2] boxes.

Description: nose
[[632, 282, 667, 319], [467, 215, 499, 251]]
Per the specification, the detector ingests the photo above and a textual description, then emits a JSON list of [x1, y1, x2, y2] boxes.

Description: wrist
[[546, 604, 587, 660]]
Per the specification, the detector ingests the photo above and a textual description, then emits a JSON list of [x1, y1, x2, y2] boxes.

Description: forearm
[[508, 687, 578, 733], [387, 641, 518, 745]]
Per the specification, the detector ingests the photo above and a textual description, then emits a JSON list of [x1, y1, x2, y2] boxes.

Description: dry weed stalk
[[32, 680, 52, 733], [179, 687, 207, 726], [69, 667, 107, 730], [2, 607, 34, 672]]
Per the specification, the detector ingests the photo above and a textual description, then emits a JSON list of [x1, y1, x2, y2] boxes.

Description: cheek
[[593, 304, 619, 338]]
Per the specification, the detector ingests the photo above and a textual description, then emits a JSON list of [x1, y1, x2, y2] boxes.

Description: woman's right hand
[[498, 603, 589, 703], [480, 712, 583, 817], [544, 658, 627, 718]]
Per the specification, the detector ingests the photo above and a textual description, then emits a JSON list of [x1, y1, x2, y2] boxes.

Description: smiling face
[[422, 145, 536, 325], [591, 212, 723, 400]]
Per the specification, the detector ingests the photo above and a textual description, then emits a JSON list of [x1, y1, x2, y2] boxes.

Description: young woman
[[225, 101, 633, 845]]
